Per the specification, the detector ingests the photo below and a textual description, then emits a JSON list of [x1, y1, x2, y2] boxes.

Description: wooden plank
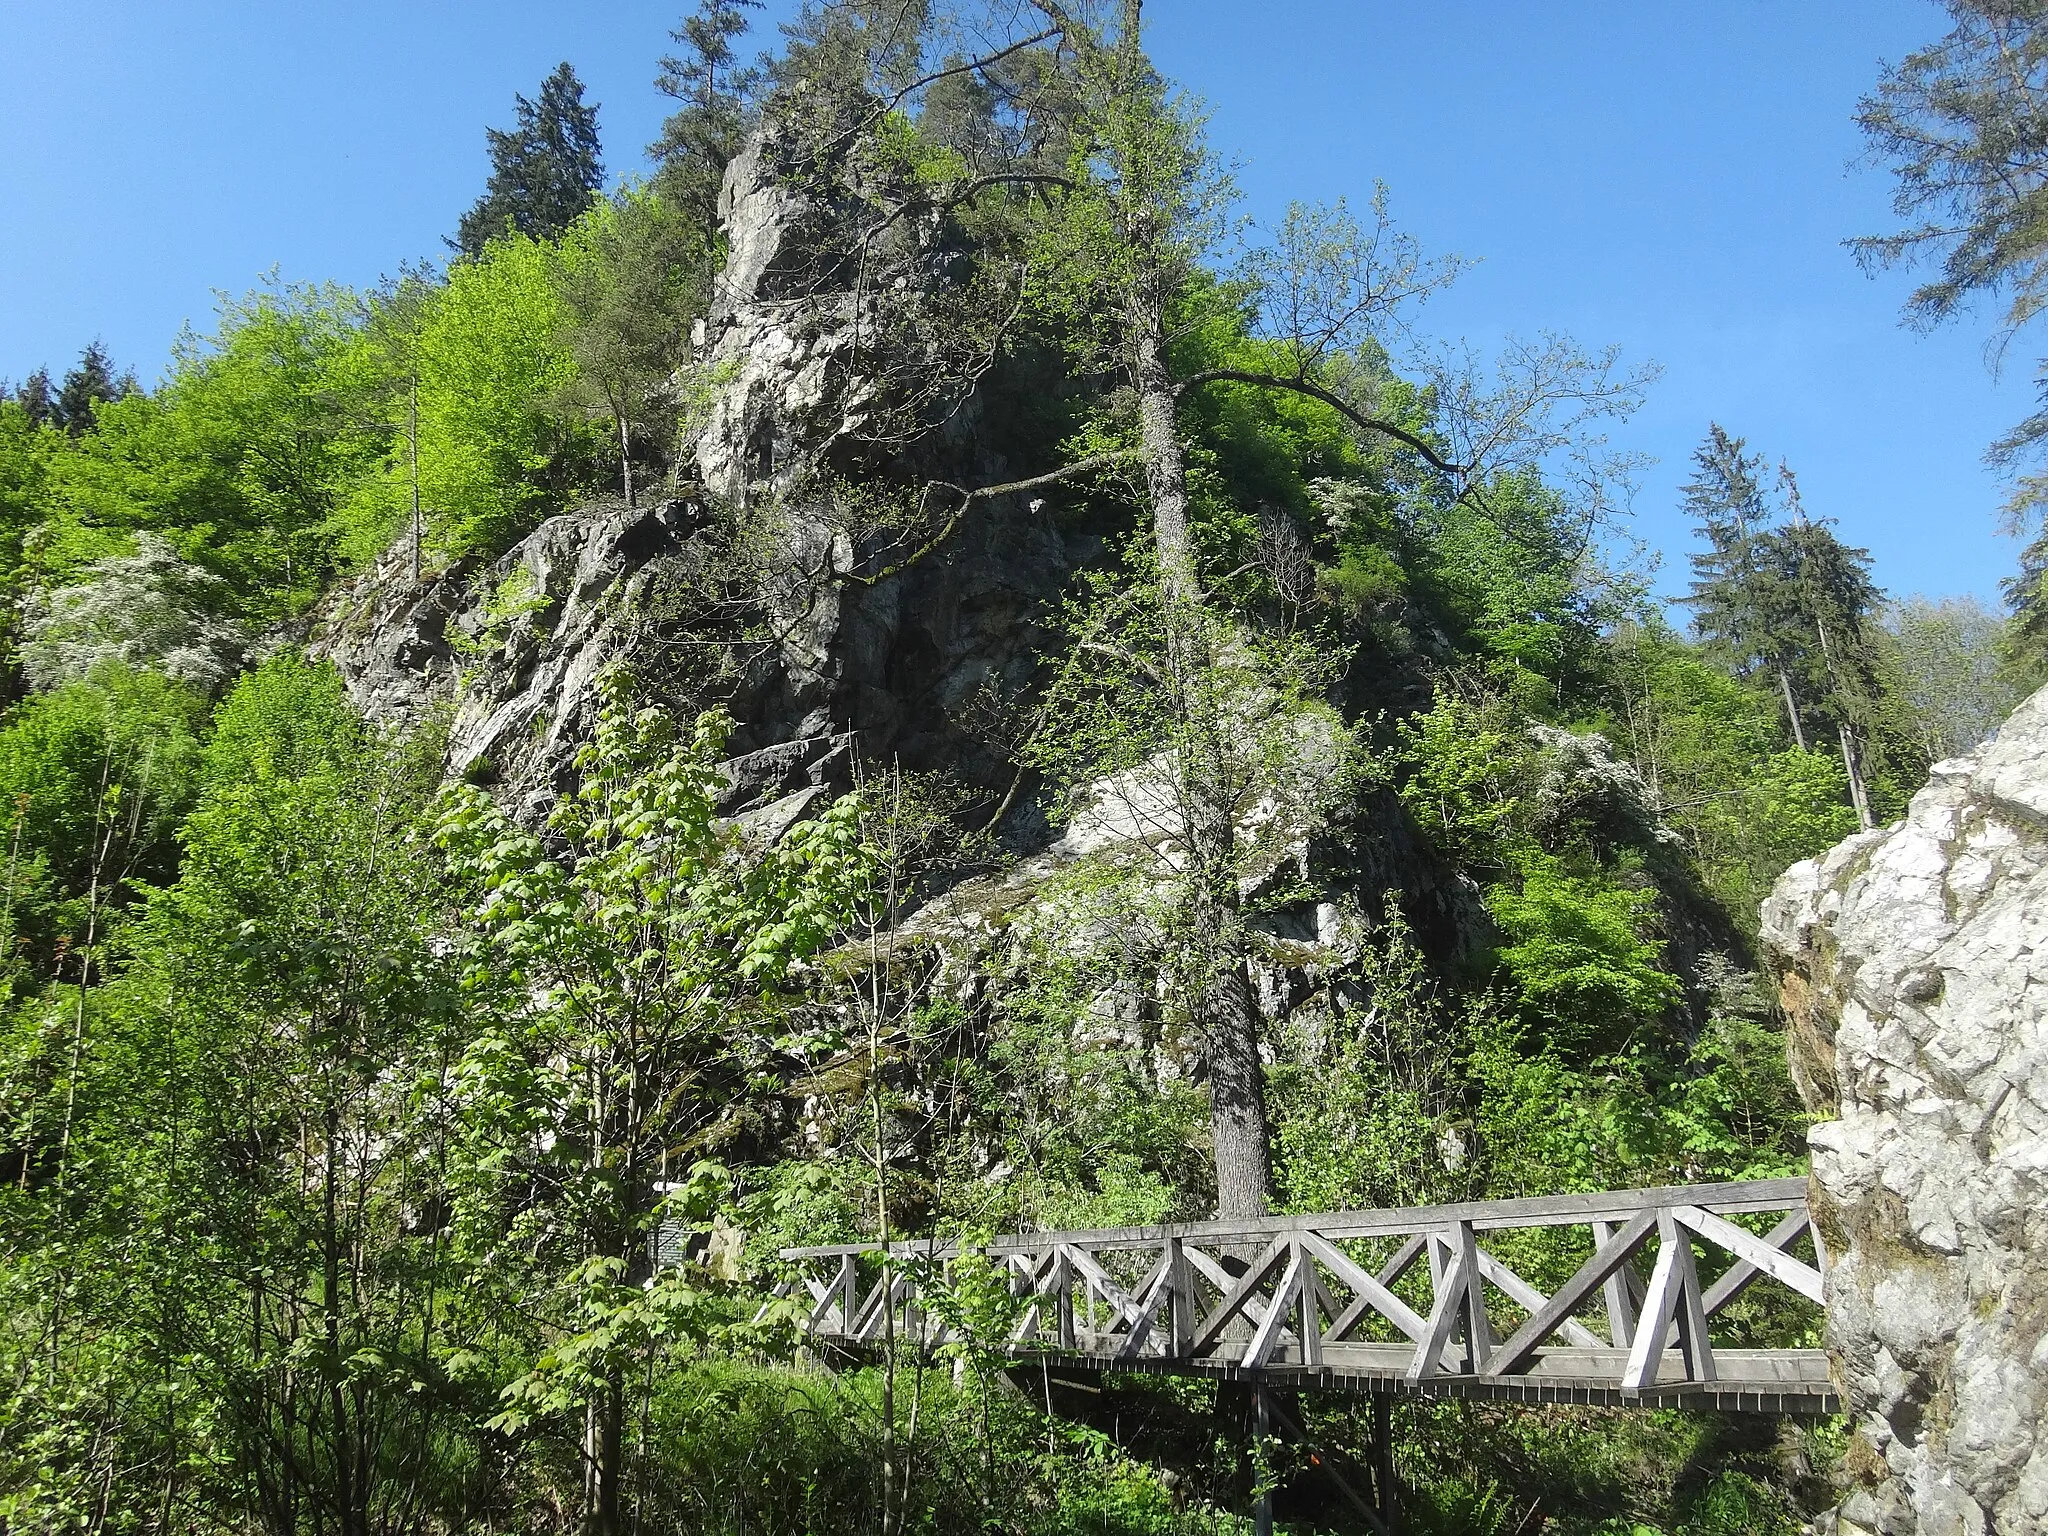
[[1591, 1219, 1642, 1347], [1186, 1244, 1278, 1332], [1406, 1241, 1472, 1382], [1484, 1210, 1656, 1378], [1377, 1234, 1427, 1289], [1300, 1232, 1429, 1344], [1670, 1217, 1716, 1384], [1242, 1247, 1305, 1368], [775, 1177, 1809, 1258], [1677, 1206, 1824, 1306], [1473, 1247, 1606, 1350], [1191, 1237, 1291, 1353], [1454, 1222, 1495, 1370], [1623, 1213, 1687, 1391]]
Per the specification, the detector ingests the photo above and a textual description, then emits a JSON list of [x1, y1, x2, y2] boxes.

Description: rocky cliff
[[1762, 686, 2048, 1536], [311, 129, 1072, 823]]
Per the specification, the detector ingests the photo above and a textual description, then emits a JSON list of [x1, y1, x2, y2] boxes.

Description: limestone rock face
[[310, 130, 1069, 817], [1760, 685, 2048, 1536]]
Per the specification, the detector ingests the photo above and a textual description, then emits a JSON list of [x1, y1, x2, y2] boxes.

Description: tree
[[19, 534, 247, 694], [13, 369, 57, 429], [1877, 593, 2026, 760], [433, 671, 868, 1534], [1016, 0, 1644, 1215], [652, 0, 764, 227], [552, 192, 708, 509], [453, 63, 606, 259], [53, 343, 123, 437], [1854, 3, 2048, 654]]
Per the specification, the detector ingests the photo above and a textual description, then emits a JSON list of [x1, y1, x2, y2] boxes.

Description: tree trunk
[[1777, 668, 1809, 752], [1841, 726, 1875, 831], [1130, 281, 1274, 1220], [618, 412, 635, 510]]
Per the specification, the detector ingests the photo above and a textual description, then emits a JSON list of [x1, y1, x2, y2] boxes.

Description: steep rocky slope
[[312, 128, 1070, 820], [1763, 686, 2048, 1536]]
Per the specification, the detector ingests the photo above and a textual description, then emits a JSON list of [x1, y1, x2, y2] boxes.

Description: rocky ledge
[[1762, 685, 2048, 1536]]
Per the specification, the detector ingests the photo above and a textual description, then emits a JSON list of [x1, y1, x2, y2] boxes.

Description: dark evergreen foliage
[[651, 0, 764, 227], [11, 367, 56, 427], [53, 342, 123, 435], [1680, 423, 1772, 678], [452, 62, 606, 258]]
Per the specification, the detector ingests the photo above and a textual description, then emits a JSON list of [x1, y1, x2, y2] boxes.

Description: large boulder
[[1761, 687, 2048, 1535]]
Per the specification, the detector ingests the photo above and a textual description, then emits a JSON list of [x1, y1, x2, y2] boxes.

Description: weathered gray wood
[[1192, 1237, 1290, 1353], [1623, 1219, 1684, 1392], [1473, 1247, 1606, 1350], [1678, 1205, 1824, 1305], [777, 1177, 1807, 1258], [1591, 1218, 1643, 1347], [1301, 1231, 1429, 1344], [1243, 1246, 1305, 1368], [1377, 1233, 1427, 1289], [1453, 1222, 1494, 1372], [1406, 1237, 1473, 1382], [1669, 1215, 1716, 1384], [1484, 1209, 1658, 1378], [776, 1177, 1825, 1411]]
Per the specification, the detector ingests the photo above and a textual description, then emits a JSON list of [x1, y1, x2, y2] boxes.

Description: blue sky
[[0, 1, 2023, 606]]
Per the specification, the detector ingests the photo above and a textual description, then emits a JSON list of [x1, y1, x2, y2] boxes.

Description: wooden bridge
[[768, 1177, 1835, 1417]]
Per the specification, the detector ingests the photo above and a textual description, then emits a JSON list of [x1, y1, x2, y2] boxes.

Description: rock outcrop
[[1762, 686, 2048, 1536], [311, 130, 1071, 819]]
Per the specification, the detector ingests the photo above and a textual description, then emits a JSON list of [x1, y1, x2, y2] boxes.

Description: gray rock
[[309, 128, 1070, 823], [1762, 684, 2048, 1536]]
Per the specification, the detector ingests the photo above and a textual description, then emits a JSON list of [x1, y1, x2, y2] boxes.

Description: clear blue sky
[[0, 1, 2023, 607]]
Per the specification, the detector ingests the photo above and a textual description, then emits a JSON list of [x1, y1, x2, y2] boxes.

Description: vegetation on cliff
[[0, 3, 2035, 1533]]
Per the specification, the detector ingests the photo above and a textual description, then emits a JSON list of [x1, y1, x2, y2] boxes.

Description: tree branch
[[1175, 368, 1466, 481], [847, 451, 1138, 586]]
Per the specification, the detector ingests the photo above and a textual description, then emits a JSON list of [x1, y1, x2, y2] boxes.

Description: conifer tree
[[453, 63, 606, 258], [1856, 3, 2048, 660], [14, 368, 56, 428], [53, 342, 121, 435], [651, 0, 763, 228]]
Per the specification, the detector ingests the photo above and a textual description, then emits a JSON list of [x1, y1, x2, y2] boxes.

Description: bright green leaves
[[409, 231, 597, 558], [432, 667, 871, 1448], [1485, 855, 1682, 1050]]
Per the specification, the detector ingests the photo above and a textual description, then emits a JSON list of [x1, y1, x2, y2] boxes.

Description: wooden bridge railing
[[765, 1178, 1834, 1411]]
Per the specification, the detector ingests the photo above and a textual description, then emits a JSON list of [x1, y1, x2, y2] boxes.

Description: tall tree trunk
[[1130, 283, 1273, 1220], [1777, 668, 1809, 752], [1841, 726, 1875, 831], [618, 412, 635, 510]]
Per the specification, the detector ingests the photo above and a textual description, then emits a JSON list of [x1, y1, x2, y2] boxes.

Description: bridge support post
[[1253, 1389, 1274, 1536], [1373, 1393, 1396, 1529]]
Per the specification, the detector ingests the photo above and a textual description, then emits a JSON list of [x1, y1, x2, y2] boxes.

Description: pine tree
[[452, 63, 605, 258], [1751, 502, 1886, 827], [14, 369, 56, 428], [53, 343, 121, 435], [651, 0, 763, 228], [1678, 424, 1820, 744]]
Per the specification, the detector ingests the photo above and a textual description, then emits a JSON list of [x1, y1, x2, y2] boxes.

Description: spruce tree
[[14, 369, 56, 428], [1681, 423, 1774, 677], [53, 342, 121, 435], [452, 63, 605, 258], [651, 0, 763, 229]]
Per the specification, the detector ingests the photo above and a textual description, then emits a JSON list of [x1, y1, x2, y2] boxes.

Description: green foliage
[[407, 231, 599, 557], [0, 662, 205, 991], [1486, 855, 1681, 1052], [46, 283, 391, 615], [432, 670, 870, 1495], [453, 61, 606, 258]]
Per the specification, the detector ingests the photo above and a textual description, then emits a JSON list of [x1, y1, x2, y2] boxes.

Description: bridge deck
[[770, 1178, 1838, 1415]]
